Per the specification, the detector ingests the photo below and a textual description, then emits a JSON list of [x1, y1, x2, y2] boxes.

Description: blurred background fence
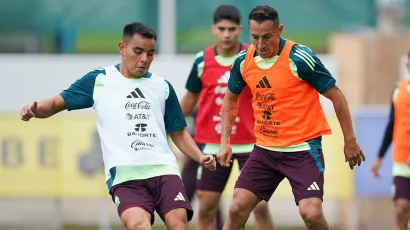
[[0, 0, 385, 53], [1, 0, 410, 229]]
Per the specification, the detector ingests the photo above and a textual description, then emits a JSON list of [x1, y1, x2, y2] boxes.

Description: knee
[[126, 219, 151, 230], [167, 220, 188, 230], [164, 209, 189, 230], [229, 199, 250, 219], [395, 199, 410, 218], [253, 201, 271, 219], [197, 192, 220, 218], [299, 200, 324, 224], [198, 202, 218, 219]]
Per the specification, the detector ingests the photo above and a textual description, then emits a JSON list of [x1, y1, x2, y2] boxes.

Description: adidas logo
[[126, 88, 145, 98], [174, 192, 186, 201], [307, 181, 320, 191], [256, 76, 272, 88], [217, 71, 230, 84], [114, 196, 120, 207]]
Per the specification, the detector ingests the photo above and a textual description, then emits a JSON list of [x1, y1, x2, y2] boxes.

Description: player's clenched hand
[[344, 138, 365, 170], [200, 155, 216, 171], [217, 144, 233, 167], [21, 101, 38, 121]]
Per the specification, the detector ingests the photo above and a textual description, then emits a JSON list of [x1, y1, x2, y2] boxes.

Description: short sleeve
[[228, 50, 247, 95], [60, 68, 105, 111], [164, 80, 187, 133], [291, 45, 336, 94], [185, 51, 204, 93]]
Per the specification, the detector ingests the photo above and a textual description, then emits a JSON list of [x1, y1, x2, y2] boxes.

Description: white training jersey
[[60, 64, 187, 191]]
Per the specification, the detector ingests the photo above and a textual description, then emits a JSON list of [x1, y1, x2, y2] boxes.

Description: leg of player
[[283, 148, 329, 230], [253, 201, 274, 230], [216, 208, 224, 230], [163, 208, 190, 230], [196, 190, 223, 230], [155, 175, 193, 230], [393, 176, 410, 230], [394, 198, 410, 230], [226, 146, 284, 230], [196, 161, 232, 230], [298, 198, 329, 230], [121, 208, 152, 230], [224, 188, 260, 230], [236, 153, 275, 230], [111, 181, 155, 230]]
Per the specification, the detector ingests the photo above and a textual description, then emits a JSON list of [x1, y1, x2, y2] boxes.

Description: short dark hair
[[248, 5, 279, 26], [122, 22, 157, 41], [213, 5, 241, 25]]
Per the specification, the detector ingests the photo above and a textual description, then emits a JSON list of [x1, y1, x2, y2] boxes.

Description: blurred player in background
[[217, 5, 365, 230], [180, 5, 274, 230], [372, 51, 410, 230], [21, 22, 216, 230]]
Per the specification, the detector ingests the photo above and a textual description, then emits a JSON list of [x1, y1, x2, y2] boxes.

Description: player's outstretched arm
[[372, 88, 396, 177], [169, 129, 216, 171], [21, 95, 66, 121], [323, 85, 366, 169]]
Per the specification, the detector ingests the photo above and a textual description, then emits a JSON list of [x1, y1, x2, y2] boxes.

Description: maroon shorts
[[235, 145, 325, 205], [393, 176, 410, 200], [110, 175, 193, 225], [197, 153, 250, 193]]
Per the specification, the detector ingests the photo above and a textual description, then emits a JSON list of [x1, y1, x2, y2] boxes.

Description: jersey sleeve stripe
[[195, 51, 204, 59], [165, 80, 170, 99], [294, 53, 314, 71], [92, 73, 107, 102], [237, 50, 247, 59], [296, 49, 316, 64]]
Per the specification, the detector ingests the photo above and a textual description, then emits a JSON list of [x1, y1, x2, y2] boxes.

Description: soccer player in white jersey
[[20, 22, 216, 230]]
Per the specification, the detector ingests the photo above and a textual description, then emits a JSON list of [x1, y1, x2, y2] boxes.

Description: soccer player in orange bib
[[372, 51, 410, 230], [180, 5, 274, 230], [216, 5, 366, 230]]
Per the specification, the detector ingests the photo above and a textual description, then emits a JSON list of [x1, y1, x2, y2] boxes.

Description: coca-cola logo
[[125, 101, 151, 110], [256, 92, 276, 101], [130, 139, 155, 151]]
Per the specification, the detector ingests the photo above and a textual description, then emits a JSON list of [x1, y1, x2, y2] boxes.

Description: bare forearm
[[180, 92, 199, 116], [170, 129, 203, 163], [220, 93, 239, 145], [35, 98, 62, 118], [331, 91, 356, 142]]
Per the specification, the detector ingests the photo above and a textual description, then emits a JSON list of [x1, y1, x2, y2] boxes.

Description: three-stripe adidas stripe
[[307, 181, 320, 191], [127, 88, 145, 98], [256, 76, 272, 88], [174, 192, 186, 201]]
